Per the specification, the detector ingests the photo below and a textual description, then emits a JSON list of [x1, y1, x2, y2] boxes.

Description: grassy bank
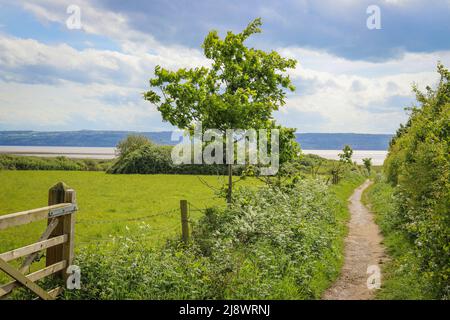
[[0, 171, 261, 255], [363, 177, 436, 299], [1, 169, 365, 299]]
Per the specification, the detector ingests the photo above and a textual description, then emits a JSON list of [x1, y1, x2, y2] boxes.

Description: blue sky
[[0, 0, 449, 133]]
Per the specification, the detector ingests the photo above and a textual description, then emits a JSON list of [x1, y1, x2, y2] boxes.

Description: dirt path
[[323, 179, 387, 300]]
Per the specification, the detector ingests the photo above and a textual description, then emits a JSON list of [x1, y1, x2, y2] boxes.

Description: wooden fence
[[0, 182, 77, 300]]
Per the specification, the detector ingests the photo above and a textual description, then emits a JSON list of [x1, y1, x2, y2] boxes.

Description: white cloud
[[0, 0, 208, 131], [0, 80, 170, 131], [14, 0, 208, 62], [0, 32, 208, 86], [0, 0, 449, 133], [274, 47, 448, 133]]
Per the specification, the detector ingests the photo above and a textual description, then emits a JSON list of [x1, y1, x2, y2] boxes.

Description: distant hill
[[295, 133, 392, 150], [0, 131, 392, 150]]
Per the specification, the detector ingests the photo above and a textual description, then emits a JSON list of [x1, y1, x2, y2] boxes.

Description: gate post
[[46, 182, 76, 281]]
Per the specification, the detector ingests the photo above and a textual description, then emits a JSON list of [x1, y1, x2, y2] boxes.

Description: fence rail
[[0, 203, 72, 230], [0, 182, 77, 300]]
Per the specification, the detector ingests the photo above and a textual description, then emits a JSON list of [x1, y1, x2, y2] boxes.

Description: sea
[[0, 146, 387, 165]]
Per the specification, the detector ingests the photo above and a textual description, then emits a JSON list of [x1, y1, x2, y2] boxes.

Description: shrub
[[0, 155, 112, 171], [384, 63, 450, 298], [366, 177, 437, 299], [109, 144, 172, 174], [108, 142, 245, 175], [116, 134, 153, 158]]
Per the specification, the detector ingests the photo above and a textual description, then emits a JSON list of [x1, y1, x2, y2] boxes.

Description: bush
[[366, 177, 438, 299], [108, 144, 172, 174], [108, 142, 245, 175], [108, 138, 342, 178], [116, 134, 153, 158], [383, 63, 450, 299], [0, 155, 112, 171]]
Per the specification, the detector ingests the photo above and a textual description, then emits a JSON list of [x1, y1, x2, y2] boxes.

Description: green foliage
[[0, 154, 111, 171], [144, 18, 296, 132], [297, 153, 333, 178], [108, 142, 245, 175], [276, 124, 302, 165], [383, 63, 450, 299], [109, 130, 301, 176], [116, 134, 153, 158], [109, 143, 172, 174], [362, 158, 372, 175], [56, 176, 363, 300], [328, 145, 358, 184], [144, 18, 298, 202], [365, 177, 436, 299], [338, 145, 353, 164]]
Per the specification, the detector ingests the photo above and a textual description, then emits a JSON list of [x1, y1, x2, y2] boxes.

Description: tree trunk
[[227, 163, 232, 204]]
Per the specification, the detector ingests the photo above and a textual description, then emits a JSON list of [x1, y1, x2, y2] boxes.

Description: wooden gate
[[0, 182, 77, 300]]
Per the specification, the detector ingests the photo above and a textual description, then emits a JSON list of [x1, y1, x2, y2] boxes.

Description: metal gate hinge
[[48, 204, 78, 218]]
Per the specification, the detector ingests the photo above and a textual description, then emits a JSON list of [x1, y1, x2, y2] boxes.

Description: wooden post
[[227, 164, 232, 204], [46, 182, 76, 281], [180, 200, 189, 244], [46, 182, 68, 270], [62, 189, 76, 282]]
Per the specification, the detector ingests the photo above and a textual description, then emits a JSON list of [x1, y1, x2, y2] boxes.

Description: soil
[[322, 180, 387, 300]]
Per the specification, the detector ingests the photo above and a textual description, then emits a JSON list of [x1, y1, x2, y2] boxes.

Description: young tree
[[144, 18, 297, 203], [362, 157, 372, 174], [339, 145, 353, 164]]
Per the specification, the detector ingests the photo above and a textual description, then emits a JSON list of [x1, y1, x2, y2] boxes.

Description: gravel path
[[323, 180, 387, 300]]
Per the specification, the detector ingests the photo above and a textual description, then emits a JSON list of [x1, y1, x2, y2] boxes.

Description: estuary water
[[0, 146, 387, 165]]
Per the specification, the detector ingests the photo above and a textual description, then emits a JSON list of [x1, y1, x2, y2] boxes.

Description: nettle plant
[[144, 18, 297, 202]]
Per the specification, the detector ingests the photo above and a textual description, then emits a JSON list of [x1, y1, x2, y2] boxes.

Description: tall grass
[[364, 176, 437, 299]]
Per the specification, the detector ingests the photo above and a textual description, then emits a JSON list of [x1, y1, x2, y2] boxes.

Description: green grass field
[[0, 168, 366, 297], [0, 171, 259, 255]]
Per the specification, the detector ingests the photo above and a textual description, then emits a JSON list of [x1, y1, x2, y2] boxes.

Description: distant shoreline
[[0, 146, 387, 165], [0, 131, 393, 151]]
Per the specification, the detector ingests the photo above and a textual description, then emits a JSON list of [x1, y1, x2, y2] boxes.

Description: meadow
[[0, 170, 258, 255]]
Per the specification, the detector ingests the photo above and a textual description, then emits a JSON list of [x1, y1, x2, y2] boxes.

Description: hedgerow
[[383, 63, 450, 299], [0, 155, 111, 171]]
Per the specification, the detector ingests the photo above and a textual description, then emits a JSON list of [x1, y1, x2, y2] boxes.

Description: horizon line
[[0, 130, 395, 135]]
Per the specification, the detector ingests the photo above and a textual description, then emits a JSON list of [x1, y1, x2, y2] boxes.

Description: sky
[[0, 0, 449, 133]]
